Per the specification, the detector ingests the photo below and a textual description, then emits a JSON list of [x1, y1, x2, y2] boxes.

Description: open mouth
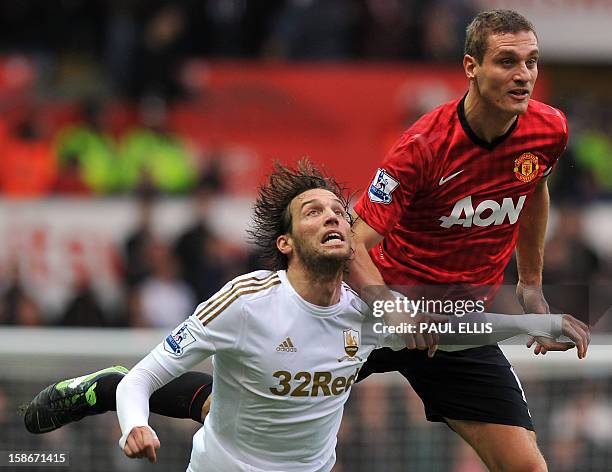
[[321, 232, 344, 246], [509, 89, 529, 100]]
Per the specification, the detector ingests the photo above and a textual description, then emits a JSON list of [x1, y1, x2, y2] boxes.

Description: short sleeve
[[353, 134, 426, 236], [543, 108, 569, 178]]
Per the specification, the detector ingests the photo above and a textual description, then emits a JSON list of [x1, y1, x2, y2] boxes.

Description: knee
[[527, 460, 548, 472], [522, 461, 547, 472], [495, 457, 547, 472]]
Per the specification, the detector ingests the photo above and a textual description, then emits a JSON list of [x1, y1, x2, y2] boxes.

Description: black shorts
[[357, 345, 534, 431]]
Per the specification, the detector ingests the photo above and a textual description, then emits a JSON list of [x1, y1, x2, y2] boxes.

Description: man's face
[[283, 189, 352, 271], [468, 30, 539, 116]]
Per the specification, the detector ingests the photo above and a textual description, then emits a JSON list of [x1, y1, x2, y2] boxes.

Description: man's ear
[[464, 54, 477, 80], [277, 234, 292, 256]]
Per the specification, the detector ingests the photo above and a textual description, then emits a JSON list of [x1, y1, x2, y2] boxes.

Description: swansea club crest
[[338, 328, 362, 362]]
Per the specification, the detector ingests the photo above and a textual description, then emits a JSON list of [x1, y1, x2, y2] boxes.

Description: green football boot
[[20, 366, 129, 434]]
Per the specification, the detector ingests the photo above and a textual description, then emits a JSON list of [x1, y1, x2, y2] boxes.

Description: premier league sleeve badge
[[368, 168, 400, 204], [164, 323, 196, 357]]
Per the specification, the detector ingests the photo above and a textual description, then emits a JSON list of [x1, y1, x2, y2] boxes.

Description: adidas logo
[[276, 337, 297, 352]]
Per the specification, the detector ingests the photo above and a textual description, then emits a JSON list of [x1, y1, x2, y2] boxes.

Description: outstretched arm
[[436, 312, 589, 358]]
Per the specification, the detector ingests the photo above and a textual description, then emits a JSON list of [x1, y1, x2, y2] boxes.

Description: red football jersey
[[354, 95, 568, 293]]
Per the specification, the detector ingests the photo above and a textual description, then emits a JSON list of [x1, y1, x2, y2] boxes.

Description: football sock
[[93, 373, 124, 413], [96, 370, 213, 423], [149, 372, 214, 423]]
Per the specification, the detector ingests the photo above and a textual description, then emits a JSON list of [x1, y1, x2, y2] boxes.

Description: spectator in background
[[53, 99, 117, 194], [129, 241, 195, 328], [117, 95, 196, 194], [123, 190, 156, 288], [0, 111, 56, 197], [59, 274, 107, 327], [129, 3, 188, 101], [544, 205, 601, 286], [0, 261, 43, 326], [542, 205, 601, 327], [104, 0, 139, 99], [172, 165, 243, 301]]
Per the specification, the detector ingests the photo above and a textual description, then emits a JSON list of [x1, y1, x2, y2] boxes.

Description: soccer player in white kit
[[116, 161, 411, 471], [115, 161, 586, 471]]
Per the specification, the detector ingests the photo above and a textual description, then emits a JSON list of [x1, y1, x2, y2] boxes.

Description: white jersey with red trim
[[116, 270, 402, 472]]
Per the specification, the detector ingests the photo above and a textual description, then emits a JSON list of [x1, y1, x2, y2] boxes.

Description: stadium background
[[1, 0, 611, 470]]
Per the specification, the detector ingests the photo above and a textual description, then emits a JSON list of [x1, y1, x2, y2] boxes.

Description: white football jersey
[[149, 270, 403, 472]]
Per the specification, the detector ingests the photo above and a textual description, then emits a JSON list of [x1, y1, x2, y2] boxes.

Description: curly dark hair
[[465, 10, 536, 64], [247, 159, 350, 270]]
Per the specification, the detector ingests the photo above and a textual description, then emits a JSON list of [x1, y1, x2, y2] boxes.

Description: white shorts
[[186, 424, 336, 472]]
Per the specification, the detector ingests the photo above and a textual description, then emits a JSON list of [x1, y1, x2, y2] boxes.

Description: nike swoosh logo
[[439, 170, 464, 186]]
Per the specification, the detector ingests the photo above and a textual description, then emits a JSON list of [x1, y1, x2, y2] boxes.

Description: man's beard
[[293, 237, 350, 276]]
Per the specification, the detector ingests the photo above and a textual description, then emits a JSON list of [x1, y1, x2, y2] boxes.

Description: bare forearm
[[516, 181, 549, 285], [345, 214, 389, 306]]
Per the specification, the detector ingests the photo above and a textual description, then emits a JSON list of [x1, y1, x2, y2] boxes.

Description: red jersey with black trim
[[354, 95, 568, 292]]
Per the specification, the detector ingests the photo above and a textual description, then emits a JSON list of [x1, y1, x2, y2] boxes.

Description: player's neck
[[464, 89, 517, 143], [286, 264, 343, 307]]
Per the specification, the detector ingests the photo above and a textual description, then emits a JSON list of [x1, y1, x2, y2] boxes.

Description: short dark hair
[[464, 9, 537, 64], [248, 159, 349, 270]]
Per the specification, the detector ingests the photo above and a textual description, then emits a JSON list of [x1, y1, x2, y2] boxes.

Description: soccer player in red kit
[[348, 9, 590, 472]]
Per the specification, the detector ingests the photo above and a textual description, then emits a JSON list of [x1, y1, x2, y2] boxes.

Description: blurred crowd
[[0, 0, 610, 330], [1, 187, 610, 331], [0, 0, 477, 100], [0, 97, 223, 197], [0, 0, 611, 201], [2, 92, 612, 200], [0, 0, 481, 198], [0, 185, 263, 328]]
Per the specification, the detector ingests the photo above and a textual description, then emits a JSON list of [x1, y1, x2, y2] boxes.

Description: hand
[[516, 282, 550, 354], [123, 426, 160, 463], [386, 310, 450, 358], [527, 314, 591, 359]]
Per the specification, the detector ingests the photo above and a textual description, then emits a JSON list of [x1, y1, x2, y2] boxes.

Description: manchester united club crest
[[513, 152, 539, 183], [338, 328, 362, 362]]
